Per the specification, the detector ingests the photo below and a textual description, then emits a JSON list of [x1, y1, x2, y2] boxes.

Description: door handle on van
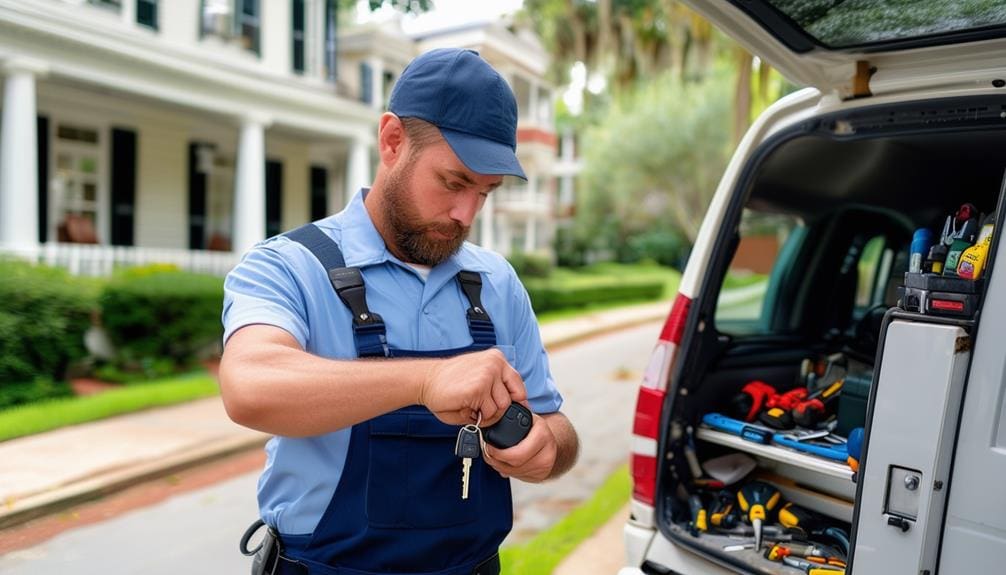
[[887, 516, 911, 532]]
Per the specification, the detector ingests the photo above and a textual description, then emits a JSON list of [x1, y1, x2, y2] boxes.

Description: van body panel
[[938, 205, 1006, 573], [850, 320, 970, 574]]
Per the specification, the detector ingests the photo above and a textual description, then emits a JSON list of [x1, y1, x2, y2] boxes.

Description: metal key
[[455, 424, 482, 500]]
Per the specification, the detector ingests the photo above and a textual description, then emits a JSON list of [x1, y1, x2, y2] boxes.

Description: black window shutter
[[37, 116, 49, 244], [137, 0, 158, 30], [292, 0, 305, 73], [110, 128, 137, 246], [187, 142, 208, 250], [266, 159, 283, 238], [360, 62, 373, 105], [310, 165, 328, 221]]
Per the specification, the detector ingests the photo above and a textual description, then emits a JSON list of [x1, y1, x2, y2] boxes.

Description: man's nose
[[448, 192, 482, 227]]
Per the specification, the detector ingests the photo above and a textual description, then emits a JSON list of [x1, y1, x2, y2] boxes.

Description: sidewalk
[[0, 299, 671, 561]]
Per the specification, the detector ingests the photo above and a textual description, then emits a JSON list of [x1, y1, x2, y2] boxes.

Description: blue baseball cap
[[389, 48, 526, 180]]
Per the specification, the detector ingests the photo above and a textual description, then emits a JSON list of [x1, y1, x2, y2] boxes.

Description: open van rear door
[[845, 312, 972, 575], [683, 1, 1006, 98]]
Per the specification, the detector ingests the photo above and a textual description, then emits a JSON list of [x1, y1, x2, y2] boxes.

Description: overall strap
[[457, 271, 497, 347], [284, 224, 389, 358]]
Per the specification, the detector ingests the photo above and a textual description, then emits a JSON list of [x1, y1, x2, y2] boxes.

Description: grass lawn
[[500, 465, 631, 574], [0, 371, 219, 442]]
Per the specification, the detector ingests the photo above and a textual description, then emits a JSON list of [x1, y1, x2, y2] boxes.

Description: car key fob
[[482, 403, 533, 449]]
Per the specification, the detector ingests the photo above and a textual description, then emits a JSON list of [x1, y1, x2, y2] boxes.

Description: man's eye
[[446, 181, 464, 191]]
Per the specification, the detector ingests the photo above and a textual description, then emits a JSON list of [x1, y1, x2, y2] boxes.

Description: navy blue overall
[[276, 224, 512, 575]]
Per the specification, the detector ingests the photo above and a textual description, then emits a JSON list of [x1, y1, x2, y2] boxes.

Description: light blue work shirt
[[222, 189, 563, 535]]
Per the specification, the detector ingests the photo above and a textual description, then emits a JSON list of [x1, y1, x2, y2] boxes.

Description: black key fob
[[482, 403, 533, 449]]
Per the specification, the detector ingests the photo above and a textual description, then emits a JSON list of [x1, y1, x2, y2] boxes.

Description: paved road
[[0, 321, 661, 573]]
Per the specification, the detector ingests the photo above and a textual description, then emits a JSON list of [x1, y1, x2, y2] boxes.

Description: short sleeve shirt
[[222, 189, 563, 535]]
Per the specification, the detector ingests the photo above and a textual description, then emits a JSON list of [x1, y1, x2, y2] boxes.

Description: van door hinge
[[851, 60, 875, 99]]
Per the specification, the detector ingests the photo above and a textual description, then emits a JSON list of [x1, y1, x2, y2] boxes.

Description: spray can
[[909, 228, 933, 274]]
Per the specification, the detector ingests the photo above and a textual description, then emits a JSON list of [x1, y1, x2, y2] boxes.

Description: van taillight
[[631, 293, 691, 505]]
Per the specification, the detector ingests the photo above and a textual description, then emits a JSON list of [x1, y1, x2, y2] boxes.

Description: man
[[220, 48, 579, 575]]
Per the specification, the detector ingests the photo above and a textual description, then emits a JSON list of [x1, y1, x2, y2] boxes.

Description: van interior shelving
[[655, 99, 1006, 575]]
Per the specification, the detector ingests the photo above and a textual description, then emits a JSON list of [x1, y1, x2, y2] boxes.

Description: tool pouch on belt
[[241, 519, 282, 575]]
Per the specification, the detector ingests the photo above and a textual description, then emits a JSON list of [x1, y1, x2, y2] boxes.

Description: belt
[[273, 553, 500, 575]]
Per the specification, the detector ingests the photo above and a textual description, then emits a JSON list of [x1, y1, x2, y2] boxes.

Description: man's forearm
[[542, 412, 579, 479], [219, 328, 429, 437]]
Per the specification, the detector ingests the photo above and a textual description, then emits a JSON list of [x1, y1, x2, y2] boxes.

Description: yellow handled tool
[[737, 481, 782, 550]]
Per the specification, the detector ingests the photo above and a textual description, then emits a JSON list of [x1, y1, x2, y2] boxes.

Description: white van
[[620, 2, 1006, 574]]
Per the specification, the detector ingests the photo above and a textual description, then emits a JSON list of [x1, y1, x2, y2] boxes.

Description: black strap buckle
[[328, 268, 383, 326], [458, 271, 491, 322]]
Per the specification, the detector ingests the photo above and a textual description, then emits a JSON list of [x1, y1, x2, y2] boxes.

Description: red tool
[[759, 387, 807, 429], [792, 380, 843, 428], [729, 381, 777, 422]]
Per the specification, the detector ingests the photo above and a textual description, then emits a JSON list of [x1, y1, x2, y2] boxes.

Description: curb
[[0, 433, 268, 530]]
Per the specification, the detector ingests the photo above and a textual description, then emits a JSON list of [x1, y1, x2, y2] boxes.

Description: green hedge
[[99, 270, 224, 376], [523, 277, 665, 313], [507, 252, 554, 278], [0, 259, 97, 409]]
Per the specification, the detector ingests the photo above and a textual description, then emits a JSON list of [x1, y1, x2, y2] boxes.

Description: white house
[[0, 0, 561, 276]]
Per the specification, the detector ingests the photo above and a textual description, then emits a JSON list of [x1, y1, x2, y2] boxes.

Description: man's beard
[[382, 154, 470, 266]]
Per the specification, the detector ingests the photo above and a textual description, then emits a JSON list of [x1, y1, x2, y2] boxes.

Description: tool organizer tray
[[667, 523, 807, 575], [696, 426, 856, 514]]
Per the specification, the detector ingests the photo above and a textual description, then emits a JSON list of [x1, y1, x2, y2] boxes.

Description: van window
[[715, 209, 801, 334], [855, 235, 896, 310]]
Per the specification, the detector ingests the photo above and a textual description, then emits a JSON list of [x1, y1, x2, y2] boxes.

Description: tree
[[574, 70, 733, 257]]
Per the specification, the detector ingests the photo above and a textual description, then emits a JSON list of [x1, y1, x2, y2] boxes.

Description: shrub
[[508, 252, 554, 279], [0, 378, 74, 410], [100, 271, 224, 375], [0, 259, 97, 407], [523, 277, 664, 313], [625, 230, 690, 270]]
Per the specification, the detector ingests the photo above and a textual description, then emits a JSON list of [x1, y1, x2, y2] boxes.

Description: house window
[[52, 123, 104, 244], [204, 148, 235, 251], [137, 0, 158, 30], [324, 0, 338, 82], [201, 0, 260, 55], [512, 75, 532, 120], [537, 87, 552, 125]]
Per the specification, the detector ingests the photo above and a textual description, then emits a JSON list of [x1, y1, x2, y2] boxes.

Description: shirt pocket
[[494, 344, 517, 371], [366, 408, 481, 529]]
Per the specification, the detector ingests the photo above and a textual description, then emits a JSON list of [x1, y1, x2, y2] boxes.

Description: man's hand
[[419, 348, 527, 426], [483, 411, 578, 483]]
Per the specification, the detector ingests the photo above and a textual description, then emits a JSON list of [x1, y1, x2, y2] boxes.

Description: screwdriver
[[687, 493, 708, 536], [737, 481, 782, 550]]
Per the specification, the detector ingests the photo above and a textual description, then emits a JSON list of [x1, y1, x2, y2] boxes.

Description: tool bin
[[836, 372, 871, 437]]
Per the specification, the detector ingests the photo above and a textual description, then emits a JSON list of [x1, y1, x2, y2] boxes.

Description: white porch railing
[[1, 243, 240, 277], [496, 187, 552, 214]]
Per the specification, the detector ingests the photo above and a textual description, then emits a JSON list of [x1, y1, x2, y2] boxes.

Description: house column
[[0, 57, 48, 250], [232, 113, 271, 255], [479, 193, 495, 251], [346, 135, 371, 196], [369, 56, 384, 110]]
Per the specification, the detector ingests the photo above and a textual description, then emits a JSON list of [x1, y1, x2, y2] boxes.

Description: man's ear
[[378, 113, 407, 168]]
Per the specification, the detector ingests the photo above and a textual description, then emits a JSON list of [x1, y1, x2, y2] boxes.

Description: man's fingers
[[490, 378, 511, 415], [500, 363, 527, 403]]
